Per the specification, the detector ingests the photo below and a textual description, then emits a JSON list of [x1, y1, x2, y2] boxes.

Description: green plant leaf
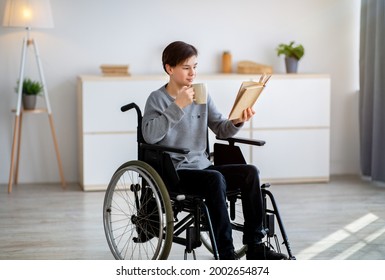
[[15, 78, 43, 96], [276, 41, 304, 60]]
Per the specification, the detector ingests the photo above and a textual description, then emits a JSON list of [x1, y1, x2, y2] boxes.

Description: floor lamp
[[3, 0, 66, 193]]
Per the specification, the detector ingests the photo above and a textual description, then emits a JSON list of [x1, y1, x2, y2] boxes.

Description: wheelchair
[[103, 102, 295, 260]]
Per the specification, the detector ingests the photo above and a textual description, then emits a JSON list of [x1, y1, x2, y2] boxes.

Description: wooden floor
[[1, 175, 384, 260]]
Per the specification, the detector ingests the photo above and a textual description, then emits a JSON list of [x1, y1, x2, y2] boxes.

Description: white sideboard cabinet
[[78, 74, 330, 191]]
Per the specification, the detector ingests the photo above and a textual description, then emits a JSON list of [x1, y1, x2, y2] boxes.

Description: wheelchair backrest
[[121, 102, 180, 192], [140, 146, 180, 192]]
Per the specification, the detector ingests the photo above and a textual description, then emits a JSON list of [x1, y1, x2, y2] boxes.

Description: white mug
[[192, 83, 207, 104]]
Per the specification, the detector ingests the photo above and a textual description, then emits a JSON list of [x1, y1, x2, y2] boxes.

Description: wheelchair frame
[[103, 102, 295, 260]]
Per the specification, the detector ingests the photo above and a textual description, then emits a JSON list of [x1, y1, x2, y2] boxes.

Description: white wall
[[0, 0, 361, 184]]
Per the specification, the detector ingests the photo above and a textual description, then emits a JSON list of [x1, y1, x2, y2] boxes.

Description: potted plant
[[15, 78, 43, 110], [276, 41, 304, 73]]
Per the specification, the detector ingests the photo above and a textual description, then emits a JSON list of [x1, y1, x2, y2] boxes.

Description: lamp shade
[[3, 0, 54, 28]]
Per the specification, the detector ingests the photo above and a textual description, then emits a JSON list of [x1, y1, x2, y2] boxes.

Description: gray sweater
[[142, 85, 242, 170]]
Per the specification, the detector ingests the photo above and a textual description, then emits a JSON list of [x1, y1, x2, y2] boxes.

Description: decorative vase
[[22, 95, 37, 110], [222, 51, 232, 73], [285, 57, 299, 73]]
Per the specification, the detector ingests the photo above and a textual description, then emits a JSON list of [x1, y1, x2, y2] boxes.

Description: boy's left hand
[[231, 108, 255, 126]]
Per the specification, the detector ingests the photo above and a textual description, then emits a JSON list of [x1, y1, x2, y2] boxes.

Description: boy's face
[[167, 55, 197, 87]]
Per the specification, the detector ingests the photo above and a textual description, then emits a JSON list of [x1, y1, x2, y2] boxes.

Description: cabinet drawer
[[81, 133, 137, 190], [81, 80, 165, 133], [251, 129, 330, 182], [253, 78, 331, 128]]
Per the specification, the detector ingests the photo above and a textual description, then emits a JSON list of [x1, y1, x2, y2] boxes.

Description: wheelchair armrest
[[216, 136, 265, 146], [140, 143, 190, 154]]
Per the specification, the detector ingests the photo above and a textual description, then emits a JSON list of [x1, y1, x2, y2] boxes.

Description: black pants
[[177, 164, 264, 257]]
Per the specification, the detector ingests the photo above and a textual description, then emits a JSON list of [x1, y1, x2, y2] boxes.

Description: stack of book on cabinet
[[100, 64, 130, 76]]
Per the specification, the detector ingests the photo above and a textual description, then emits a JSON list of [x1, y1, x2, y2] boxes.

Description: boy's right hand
[[175, 86, 195, 109]]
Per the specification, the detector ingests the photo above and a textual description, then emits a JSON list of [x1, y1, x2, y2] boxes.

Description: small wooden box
[[100, 64, 130, 76], [237, 61, 273, 74]]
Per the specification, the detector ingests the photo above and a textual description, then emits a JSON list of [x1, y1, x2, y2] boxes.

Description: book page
[[228, 84, 263, 120], [232, 81, 258, 106], [228, 74, 271, 120]]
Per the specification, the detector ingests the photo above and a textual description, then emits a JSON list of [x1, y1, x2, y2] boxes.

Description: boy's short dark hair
[[162, 41, 198, 74]]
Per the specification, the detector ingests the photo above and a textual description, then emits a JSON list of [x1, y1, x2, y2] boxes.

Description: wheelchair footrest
[[266, 213, 275, 237], [186, 226, 202, 252]]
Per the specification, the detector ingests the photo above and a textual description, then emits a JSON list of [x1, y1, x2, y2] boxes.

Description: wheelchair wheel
[[200, 193, 247, 259], [103, 160, 174, 260]]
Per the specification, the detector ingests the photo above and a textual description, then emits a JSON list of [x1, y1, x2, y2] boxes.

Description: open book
[[228, 74, 271, 120]]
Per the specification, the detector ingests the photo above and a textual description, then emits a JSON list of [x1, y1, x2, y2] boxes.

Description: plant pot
[[22, 95, 37, 110], [285, 57, 299, 73]]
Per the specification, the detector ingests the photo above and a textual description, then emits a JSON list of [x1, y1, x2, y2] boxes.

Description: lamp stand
[[8, 28, 66, 193]]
